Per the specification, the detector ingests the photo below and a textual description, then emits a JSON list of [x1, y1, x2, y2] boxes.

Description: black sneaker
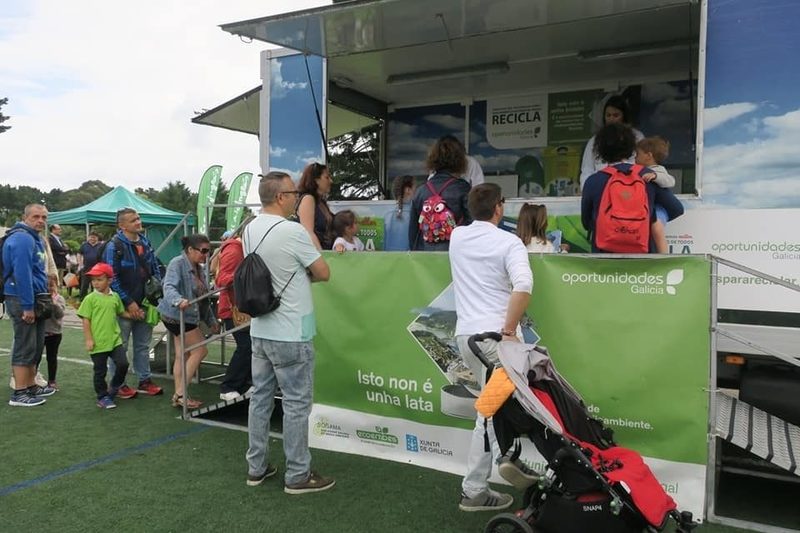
[[284, 471, 335, 494], [246, 464, 278, 486]]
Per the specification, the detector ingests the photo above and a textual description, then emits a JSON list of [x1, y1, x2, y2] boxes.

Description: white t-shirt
[[332, 236, 365, 252], [525, 238, 556, 254], [244, 214, 321, 342], [450, 221, 533, 336], [464, 155, 485, 187]]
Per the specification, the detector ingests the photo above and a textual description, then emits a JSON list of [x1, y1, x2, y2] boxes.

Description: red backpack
[[594, 164, 650, 253], [418, 178, 459, 243]]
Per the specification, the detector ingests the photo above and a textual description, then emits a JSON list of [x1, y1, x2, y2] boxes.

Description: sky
[[0, 0, 329, 195], [700, 0, 800, 208]]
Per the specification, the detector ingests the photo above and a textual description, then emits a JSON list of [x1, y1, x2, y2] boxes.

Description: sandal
[[171, 394, 203, 409]]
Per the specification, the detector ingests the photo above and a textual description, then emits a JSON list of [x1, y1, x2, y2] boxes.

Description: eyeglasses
[[498, 197, 506, 205], [193, 247, 210, 254], [281, 190, 300, 196]]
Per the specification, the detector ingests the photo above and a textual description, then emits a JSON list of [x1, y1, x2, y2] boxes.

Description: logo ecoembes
[[561, 269, 685, 296], [356, 426, 399, 446]]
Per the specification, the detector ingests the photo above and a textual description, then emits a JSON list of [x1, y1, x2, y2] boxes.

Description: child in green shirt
[[77, 263, 133, 409]]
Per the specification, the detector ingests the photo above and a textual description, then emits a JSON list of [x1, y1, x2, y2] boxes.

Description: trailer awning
[[192, 86, 261, 136], [191, 85, 379, 139], [221, 0, 699, 106]]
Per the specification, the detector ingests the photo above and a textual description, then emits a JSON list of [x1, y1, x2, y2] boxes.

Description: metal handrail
[[177, 283, 247, 419], [713, 326, 800, 368], [154, 212, 192, 257], [712, 255, 800, 293]]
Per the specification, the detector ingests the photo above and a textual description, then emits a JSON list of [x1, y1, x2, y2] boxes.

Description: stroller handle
[[467, 332, 503, 369]]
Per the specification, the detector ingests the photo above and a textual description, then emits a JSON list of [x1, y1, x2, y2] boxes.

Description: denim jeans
[[110, 316, 153, 382], [220, 319, 252, 394], [246, 337, 314, 486], [456, 335, 502, 498], [5, 296, 46, 367]]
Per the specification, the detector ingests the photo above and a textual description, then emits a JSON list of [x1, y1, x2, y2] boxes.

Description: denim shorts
[[5, 296, 46, 366], [655, 205, 668, 225]]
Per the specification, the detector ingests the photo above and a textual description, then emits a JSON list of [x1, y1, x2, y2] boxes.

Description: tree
[[327, 124, 383, 200], [0, 98, 10, 134]]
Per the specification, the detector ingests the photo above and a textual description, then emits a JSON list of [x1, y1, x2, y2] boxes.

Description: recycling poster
[[309, 253, 711, 518]]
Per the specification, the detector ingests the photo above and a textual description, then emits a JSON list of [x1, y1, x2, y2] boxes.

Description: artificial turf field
[[0, 319, 791, 532]]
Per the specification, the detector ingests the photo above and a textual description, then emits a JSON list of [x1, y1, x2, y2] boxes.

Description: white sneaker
[[458, 490, 513, 512], [219, 391, 241, 402], [34, 372, 48, 388], [498, 458, 541, 490], [245, 385, 255, 395]]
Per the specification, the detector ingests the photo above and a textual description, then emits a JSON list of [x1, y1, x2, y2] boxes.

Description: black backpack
[[97, 235, 163, 305], [234, 220, 297, 317], [0, 228, 23, 304]]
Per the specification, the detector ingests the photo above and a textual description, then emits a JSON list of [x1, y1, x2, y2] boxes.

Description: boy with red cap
[[77, 263, 135, 409]]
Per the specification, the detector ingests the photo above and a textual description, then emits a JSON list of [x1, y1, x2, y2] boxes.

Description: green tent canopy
[[48, 186, 195, 262], [48, 186, 193, 226]]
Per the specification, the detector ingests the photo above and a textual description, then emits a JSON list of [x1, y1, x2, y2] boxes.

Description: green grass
[[0, 320, 767, 532]]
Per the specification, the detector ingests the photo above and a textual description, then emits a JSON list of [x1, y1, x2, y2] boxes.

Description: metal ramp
[[185, 392, 253, 431], [715, 391, 800, 476]]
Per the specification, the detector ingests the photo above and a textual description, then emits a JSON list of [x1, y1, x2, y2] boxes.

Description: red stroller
[[468, 332, 697, 533]]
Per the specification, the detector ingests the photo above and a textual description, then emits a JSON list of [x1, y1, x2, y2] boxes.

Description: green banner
[[225, 172, 253, 232], [309, 253, 710, 514], [529, 255, 710, 464], [196, 165, 222, 235]]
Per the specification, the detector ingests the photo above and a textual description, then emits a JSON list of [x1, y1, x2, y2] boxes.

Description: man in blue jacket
[[4, 204, 57, 407], [104, 207, 163, 397]]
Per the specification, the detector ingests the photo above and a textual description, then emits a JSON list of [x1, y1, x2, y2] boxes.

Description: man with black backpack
[[244, 171, 334, 494], [103, 207, 163, 398]]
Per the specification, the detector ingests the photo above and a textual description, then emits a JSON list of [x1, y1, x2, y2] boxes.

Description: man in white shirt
[[245, 171, 334, 494], [450, 183, 534, 512]]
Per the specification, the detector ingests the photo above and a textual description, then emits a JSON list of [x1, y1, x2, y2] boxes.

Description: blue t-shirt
[[79, 241, 103, 269], [384, 201, 412, 251]]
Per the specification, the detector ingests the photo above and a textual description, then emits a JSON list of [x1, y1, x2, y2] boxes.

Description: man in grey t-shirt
[[244, 171, 334, 494]]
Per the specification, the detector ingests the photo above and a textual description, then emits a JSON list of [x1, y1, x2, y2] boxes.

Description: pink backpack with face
[[418, 178, 458, 243]]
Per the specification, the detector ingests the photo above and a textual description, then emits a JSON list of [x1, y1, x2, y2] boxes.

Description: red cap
[[86, 263, 114, 279]]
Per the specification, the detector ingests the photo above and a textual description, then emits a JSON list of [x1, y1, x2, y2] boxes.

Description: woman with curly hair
[[408, 136, 472, 251]]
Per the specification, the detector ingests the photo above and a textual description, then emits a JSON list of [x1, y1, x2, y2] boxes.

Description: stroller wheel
[[484, 512, 536, 533]]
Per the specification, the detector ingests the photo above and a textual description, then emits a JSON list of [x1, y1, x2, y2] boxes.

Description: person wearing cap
[[103, 207, 163, 397], [208, 230, 233, 280], [215, 222, 253, 401], [77, 263, 136, 409]]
